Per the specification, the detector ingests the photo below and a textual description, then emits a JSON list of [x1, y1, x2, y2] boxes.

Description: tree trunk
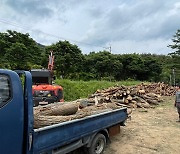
[[34, 102, 79, 116]]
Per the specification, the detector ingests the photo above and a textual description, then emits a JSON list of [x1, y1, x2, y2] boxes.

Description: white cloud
[[110, 39, 172, 55], [0, 0, 179, 54]]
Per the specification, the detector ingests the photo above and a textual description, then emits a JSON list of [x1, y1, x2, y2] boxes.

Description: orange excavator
[[31, 51, 64, 106]]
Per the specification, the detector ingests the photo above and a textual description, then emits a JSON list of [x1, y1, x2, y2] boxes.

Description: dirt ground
[[104, 96, 180, 154]]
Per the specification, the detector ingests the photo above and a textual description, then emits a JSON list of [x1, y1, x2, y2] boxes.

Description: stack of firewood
[[87, 83, 179, 108], [88, 85, 163, 109], [135, 82, 179, 96]]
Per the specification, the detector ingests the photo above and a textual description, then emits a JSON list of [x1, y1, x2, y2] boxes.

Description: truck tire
[[88, 133, 106, 154]]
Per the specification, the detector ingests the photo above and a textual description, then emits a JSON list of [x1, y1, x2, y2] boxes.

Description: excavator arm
[[48, 50, 55, 73]]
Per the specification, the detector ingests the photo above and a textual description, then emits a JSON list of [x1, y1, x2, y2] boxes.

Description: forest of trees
[[0, 30, 180, 85]]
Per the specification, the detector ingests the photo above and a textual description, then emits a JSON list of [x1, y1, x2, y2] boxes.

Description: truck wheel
[[88, 133, 106, 154]]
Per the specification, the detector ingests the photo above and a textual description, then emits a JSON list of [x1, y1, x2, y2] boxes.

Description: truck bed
[[33, 107, 127, 153]]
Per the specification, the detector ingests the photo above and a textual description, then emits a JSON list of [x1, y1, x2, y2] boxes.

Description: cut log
[[141, 102, 151, 108], [146, 93, 160, 98], [124, 99, 129, 104], [133, 96, 147, 104], [128, 103, 137, 108], [115, 102, 129, 107], [34, 115, 71, 128], [138, 89, 145, 95], [131, 100, 137, 104], [34, 102, 78, 116], [146, 99, 159, 105], [137, 103, 143, 108], [111, 98, 125, 104], [79, 100, 88, 109], [136, 102, 150, 108], [126, 90, 130, 95], [95, 96, 98, 105], [126, 95, 133, 101], [130, 89, 137, 96]]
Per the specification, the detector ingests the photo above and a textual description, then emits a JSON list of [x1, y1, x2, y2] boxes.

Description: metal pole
[[170, 74, 172, 86], [173, 69, 176, 86]]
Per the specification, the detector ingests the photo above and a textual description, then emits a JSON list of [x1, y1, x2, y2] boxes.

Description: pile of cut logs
[[135, 82, 179, 96], [87, 82, 179, 109], [34, 82, 178, 128], [88, 85, 163, 109]]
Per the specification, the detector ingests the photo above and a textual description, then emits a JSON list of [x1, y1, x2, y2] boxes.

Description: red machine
[[31, 51, 64, 106]]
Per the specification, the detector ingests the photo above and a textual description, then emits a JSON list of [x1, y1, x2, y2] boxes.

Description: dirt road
[[104, 96, 180, 154]]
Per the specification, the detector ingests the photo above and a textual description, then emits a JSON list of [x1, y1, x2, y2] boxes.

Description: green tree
[[142, 56, 162, 82], [168, 29, 180, 85], [121, 54, 144, 80], [120, 54, 162, 81], [168, 29, 180, 55], [141, 54, 171, 83], [0, 30, 43, 69], [46, 41, 84, 78], [84, 51, 123, 81], [5, 42, 30, 69]]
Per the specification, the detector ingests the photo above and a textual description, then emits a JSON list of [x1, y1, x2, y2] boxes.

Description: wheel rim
[[95, 138, 105, 154]]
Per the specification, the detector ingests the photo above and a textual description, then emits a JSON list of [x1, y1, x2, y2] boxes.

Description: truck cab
[[0, 69, 31, 154]]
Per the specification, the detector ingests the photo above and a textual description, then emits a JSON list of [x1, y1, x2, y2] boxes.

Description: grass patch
[[55, 79, 142, 101]]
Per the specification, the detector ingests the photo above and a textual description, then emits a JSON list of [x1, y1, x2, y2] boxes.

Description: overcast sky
[[0, 0, 180, 54]]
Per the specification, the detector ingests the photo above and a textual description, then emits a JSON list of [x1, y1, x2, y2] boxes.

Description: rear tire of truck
[[88, 133, 106, 154]]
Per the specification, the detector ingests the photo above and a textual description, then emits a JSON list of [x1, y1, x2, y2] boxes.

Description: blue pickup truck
[[0, 69, 128, 154]]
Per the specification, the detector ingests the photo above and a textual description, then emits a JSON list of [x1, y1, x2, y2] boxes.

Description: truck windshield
[[0, 74, 11, 108]]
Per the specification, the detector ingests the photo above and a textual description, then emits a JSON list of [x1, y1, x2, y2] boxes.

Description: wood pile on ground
[[135, 82, 179, 96], [88, 82, 179, 109], [88, 85, 163, 109], [34, 82, 178, 128]]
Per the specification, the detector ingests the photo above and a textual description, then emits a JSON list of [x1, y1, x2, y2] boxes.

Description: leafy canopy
[[168, 29, 180, 55], [0, 30, 43, 69]]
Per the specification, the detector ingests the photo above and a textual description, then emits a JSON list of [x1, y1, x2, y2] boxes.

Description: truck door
[[0, 69, 24, 154]]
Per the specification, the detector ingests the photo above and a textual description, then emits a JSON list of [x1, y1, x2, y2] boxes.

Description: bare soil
[[104, 96, 180, 154]]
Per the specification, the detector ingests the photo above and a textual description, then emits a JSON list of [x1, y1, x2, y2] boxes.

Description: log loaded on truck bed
[[0, 69, 128, 154]]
